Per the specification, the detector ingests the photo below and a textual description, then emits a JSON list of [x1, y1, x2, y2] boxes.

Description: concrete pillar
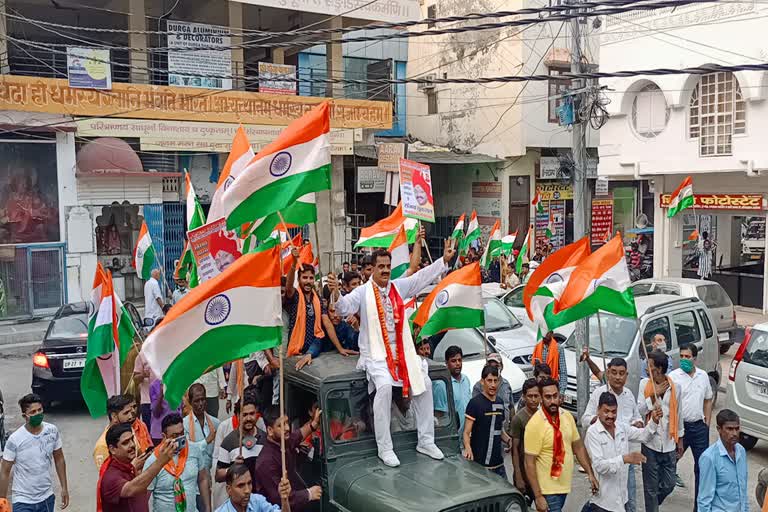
[[315, 18, 347, 273], [128, 0, 149, 84], [0, 1, 9, 74], [229, 2, 245, 90], [272, 49, 285, 65]]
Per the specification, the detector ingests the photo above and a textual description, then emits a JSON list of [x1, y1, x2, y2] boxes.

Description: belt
[[683, 419, 705, 425]]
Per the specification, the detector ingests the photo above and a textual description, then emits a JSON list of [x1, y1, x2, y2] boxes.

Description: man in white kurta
[[331, 242, 455, 467]]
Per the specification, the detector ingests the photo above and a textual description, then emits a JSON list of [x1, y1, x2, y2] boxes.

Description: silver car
[[631, 277, 737, 353], [726, 323, 768, 450]]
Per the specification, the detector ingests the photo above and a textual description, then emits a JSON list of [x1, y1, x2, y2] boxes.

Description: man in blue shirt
[[216, 463, 288, 512], [433, 346, 472, 436], [697, 409, 748, 512]]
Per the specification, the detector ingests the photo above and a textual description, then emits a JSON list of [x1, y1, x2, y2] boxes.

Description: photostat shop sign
[[0, 76, 393, 129]]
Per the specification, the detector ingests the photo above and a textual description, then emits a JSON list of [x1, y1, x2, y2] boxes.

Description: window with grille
[[548, 66, 570, 123], [631, 83, 669, 138], [688, 72, 746, 156]]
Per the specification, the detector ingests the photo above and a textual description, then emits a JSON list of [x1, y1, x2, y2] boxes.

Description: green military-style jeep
[[284, 353, 526, 512]]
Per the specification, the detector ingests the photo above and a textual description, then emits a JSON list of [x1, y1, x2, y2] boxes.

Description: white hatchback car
[[726, 323, 768, 450]]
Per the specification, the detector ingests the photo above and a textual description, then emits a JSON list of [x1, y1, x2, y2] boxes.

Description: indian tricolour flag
[[501, 231, 518, 256], [209, 126, 256, 221], [515, 226, 533, 274], [413, 262, 484, 339], [532, 190, 544, 214], [218, 102, 332, 231], [133, 221, 156, 280], [460, 210, 481, 255], [355, 202, 418, 248], [667, 176, 694, 218], [524, 238, 591, 335], [553, 235, 637, 321], [450, 214, 466, 241], [182, 172, 206, 287], [480, 220, 502, 269], [388, 224, 410, 279], [250, 193, 317, 242], [81, 264, 137, 417], [141, 245, 283, 408]]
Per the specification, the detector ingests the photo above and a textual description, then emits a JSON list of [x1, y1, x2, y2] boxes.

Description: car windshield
[[431, 329, 487, 361], [484, 298, 522, 332], [48, 314, 89, 340], [564, 313, 639, 356]]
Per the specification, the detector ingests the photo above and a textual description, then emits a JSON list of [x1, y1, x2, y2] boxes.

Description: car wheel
[[740, 433, 759, 451]]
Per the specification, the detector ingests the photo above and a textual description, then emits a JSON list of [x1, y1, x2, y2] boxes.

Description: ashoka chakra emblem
[[223, 176, 235, 191], [204, 294, 231, 326], [269, 152, 292, 177], [136, 248, 144, 259], [436, 290, 450, 307]]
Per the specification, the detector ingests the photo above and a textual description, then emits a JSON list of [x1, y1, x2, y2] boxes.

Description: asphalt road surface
[[1, 342, 766, 511]]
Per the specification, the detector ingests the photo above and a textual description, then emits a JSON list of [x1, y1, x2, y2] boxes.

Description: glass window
[[484, 298, 521, 332], [324, 386, 374, 445], [673, 311, 702, 346], [696, 284, 732, 309], [643, 316, 672, 353], [548, 66, 570, 123], [697, 309, 714, 339], [654, 284, 681, 296], [0, 142, 60, 244], [744, 329, 768, 369], [632, 283, 653, 295], [503, 287, 525, 308], [689, 72, 746, 156], [47, 314, 89, 340], [431, 329, 487, 361], [563, 313, 639, 357], [632, 83, 669, 138]]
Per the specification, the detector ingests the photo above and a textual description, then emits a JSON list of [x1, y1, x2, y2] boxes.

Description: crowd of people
[[0, 230, 756, 512]]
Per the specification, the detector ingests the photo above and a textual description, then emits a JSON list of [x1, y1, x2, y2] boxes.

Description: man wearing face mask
[[0, 393, 70, 511], [145, 413, 211, 512], [670, 343, 714, 511], [641, 334, 673, 378]]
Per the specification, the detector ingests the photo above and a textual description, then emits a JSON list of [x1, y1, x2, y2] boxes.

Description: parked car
[[493, 283, 576, 341], [560, 295, 722, 415], [283, 353, 526, 512], [726, 323, 768, 450], [32, 301, 145, 407], [631, 277, 737, 353]]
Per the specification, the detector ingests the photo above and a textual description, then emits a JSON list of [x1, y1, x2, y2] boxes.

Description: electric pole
[[570, 0, 592, 420]]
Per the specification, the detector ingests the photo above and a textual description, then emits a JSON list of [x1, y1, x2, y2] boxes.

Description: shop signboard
[[357, 166, 386, 193], [0, 76, 392, 129], [230, 0, 420, 23], [188, 218, 243, 283], [659, 193, 766, 210], [591, 198, 614, 246], [538, 183, 574, 201], [540, 156, 597, 179], [167, 21, 232, 90], [596, 176, 609, 196], [399, 158, 434, 222], [535, 200, 565, 250], [471, 182, 502, 229], [378, 142, 405, 206], [258, 63, 297, 95], [67, 47, 112, 90]]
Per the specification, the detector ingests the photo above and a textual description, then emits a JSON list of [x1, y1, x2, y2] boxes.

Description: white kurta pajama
[[335, 258, 448, 455]]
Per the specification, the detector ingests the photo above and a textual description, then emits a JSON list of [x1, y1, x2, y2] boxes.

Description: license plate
[[718, 332, 730, 342], [562, 394, 574, 404], [757, 386, 768, 397], [63, 358, 85, 369]]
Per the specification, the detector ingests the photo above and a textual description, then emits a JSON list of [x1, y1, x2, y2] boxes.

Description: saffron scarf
[[188, 412, 215, 443], [541, 408, 565, 478], [287, 288, 324, 356], [96, 456, 136, 512], [532, 337, 560, 382], [373, 283, 411, 397], [157, 444, 189, 512], [133, 418, 153, 453], [644, 377, 679, 442]]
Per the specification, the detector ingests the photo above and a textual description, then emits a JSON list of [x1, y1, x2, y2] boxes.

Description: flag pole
[[278, 339, 291, 512], [636, 317, 660, 405], [418, 221, 433, 263], [596, 311, 608, 378], [237, 359, 245, 457]]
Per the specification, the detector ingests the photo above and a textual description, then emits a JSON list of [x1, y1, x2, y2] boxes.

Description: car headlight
[[505, 499, 525, 512]]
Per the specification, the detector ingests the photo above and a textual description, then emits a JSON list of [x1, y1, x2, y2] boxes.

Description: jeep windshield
[[563, 313, 638, 356]]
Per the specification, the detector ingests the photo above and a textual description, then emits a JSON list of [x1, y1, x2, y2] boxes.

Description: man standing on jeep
[[328, 240, 455, 468]]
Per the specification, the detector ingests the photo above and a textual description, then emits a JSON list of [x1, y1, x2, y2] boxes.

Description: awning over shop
[[354, 139, 504, 165]]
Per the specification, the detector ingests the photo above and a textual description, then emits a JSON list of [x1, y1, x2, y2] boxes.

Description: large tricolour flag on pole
[[133, 221, 156, 280], [81, 264, 137, 417], [501, 231, 518, 256], [480, 220, 502, 269], [460, 210, 481, 254], [450, 214, 465, 241], [209, 126, 256, 221], [388, 225, 410, 280], [181, 172, 206, 288], [250, 193, 317, 242], [524, 237, 591, 335], [515, 226, 533, 275], [554, 235, 637, 320], [218, 102, 332, 231], [141, 245, 283, 408], [413, 262, 484, 339], [667, 176, 694, 218], [355, 202, 418, 248]]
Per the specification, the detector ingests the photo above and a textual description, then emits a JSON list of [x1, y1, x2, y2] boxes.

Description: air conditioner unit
[[417, 74, 437, 91]]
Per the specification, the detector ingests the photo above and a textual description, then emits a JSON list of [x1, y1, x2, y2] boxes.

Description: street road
[[1, 342, 766, 511]]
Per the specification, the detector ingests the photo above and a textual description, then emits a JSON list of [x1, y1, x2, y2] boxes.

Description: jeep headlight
[[505, 499, 525, 512]]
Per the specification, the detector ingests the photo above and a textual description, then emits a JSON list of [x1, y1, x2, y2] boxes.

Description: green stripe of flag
[[667, 194, 695, 218], [390, 262, 410, 280], [252, 200, 318, 241], [418, 306, 485, 339], [534, 286, 637, 333], [140, 245, 156, 280]]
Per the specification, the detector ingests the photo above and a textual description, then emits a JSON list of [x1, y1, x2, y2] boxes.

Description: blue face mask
[[680, 359, 694, 373]]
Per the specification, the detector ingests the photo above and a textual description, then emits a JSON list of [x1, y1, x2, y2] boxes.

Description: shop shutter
[[163, 202, 185, 289]]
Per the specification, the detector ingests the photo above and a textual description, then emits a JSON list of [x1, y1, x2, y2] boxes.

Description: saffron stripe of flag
[[532, 191, 544, 214], [355, 202, 418, 248], [209, 126, 256, 221]]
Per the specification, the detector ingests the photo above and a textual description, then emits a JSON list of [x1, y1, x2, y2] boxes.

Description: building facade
[[598, 0, 768, 310]]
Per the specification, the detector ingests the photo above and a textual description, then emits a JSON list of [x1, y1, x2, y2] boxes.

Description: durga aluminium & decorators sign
[[0, 75, 392, 130]]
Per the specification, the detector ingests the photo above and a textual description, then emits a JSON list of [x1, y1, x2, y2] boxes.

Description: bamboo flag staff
[[276, 210, 293, 512], [237, 359, 245, 457]]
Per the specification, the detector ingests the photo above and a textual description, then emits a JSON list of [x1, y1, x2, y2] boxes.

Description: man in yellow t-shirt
[[524, 377, 598, 512]]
